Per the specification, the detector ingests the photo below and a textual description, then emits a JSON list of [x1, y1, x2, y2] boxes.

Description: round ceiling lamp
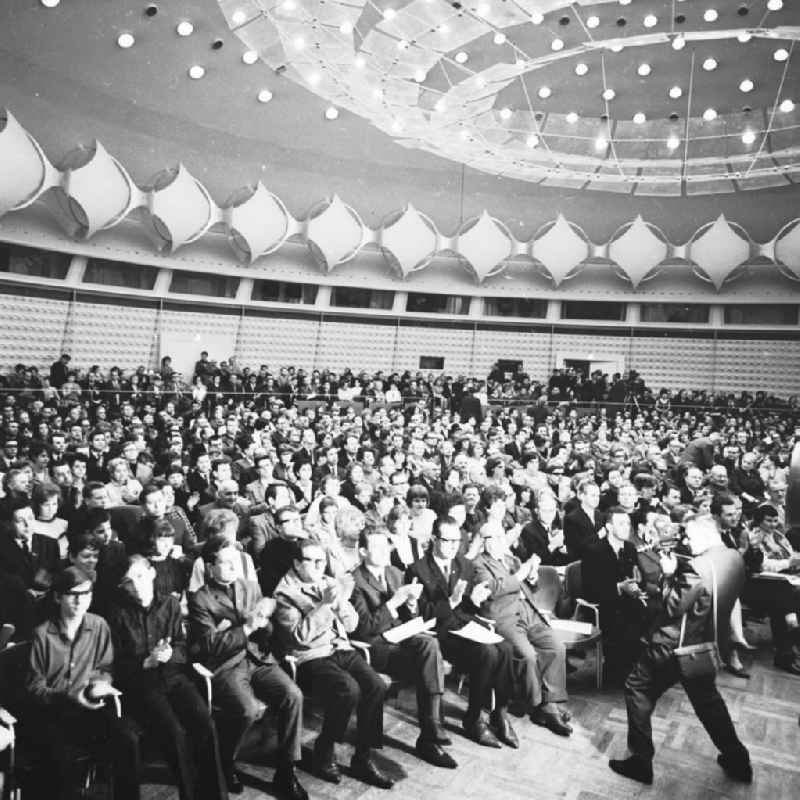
[[643, 14, 658, 28], [602, 88, 616, 100], [774, 48, 789, 62], [188, 65, 205, 79], [779, 98, 795, 112], [526, 134, 539, 148], [339, 22, 353, 35], [737, 31, 752, 42], [231, 10, 246, 25], [672, 35, 686, 50], [493, 32, 506, 45], [434, 98, 446, 113], [455, 51, 468, 64], [257, 89, 273, 103], [741, 130, 756, 145], [702, 58, 718, 71], [633, 112, 646, 124], [668, 85, 682, 99], [575, 62, 589, 76], [551, 38, 564, 51], [637, 63, 651, 76], [177, 21, 194, 36], [767, 0, 783, 11], [325, 106, 339, 120], [531, 12, 544, 24], [703, 9, 719, 23], [666, 135, 680, 150], [702, 108, 718, 121], [383, 8, 396, 20], [594, 135, 608, 151], [353, 54, 365, 68], [117, 33, 135, 48], [739, 78, 754, 92], [538, 86, 552, 99], [414, 69, 426, 82], [499, 107, 513, 120], [242, 50, 258, 64], [41, 0, 60, 6], [586, 16, 600, 29], [566, 112, 579, 124]]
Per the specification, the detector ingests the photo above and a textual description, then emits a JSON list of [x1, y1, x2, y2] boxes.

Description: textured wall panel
[[713, 339, 800, 396], [394, 323, 475, 374], [65, 301, 158, 369], [238, 314, 320, 368], [472, 327, 553, 381], [630, 336, 717, 392], [316, 320, 396, 372], [0, 292, 69, 370]]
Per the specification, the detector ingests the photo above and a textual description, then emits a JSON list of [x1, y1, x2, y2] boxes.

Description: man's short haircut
[[201, 533, 232, 565], [265, 481, 289, 502], [85, 507, 110, 531], [434, 514, 460, 538], [710, 493, 738, 517], [274, 504, 299, 524], [199, 508, 239, 541], [480, 484, 506, 508], [358, 526, 387, 550], [753, 504, 779, 525], [606, 505, 630, 519], [68, 531, 102, 556], [83, 481, 106, 499], [577, 478, 598, 496]]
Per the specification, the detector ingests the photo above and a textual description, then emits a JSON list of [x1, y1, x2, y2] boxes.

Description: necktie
[[442, 563, 450, 583], [377, 572, 387, 592]]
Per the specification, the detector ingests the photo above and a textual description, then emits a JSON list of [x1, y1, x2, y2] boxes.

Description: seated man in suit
[[273, 539, 393, 790], [473, 520, 572, 736], [582, 507, 648, 685], [514, 491, 570, 566], [350, 528, 457, 769], [408, 515, 519, 749], [564, 479, 604, 560], [188, 535, 307, 799]]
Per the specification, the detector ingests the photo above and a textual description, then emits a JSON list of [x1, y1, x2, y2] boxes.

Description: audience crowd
[[0, 351, 798, 799]]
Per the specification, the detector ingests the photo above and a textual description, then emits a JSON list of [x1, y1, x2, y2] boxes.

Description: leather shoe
[[274, 767, 309, 800], [350, 755, 394, 789], [723, 664, 751, 679], [609, 757, 653, 785], [463, 718, 501, 748], [717, 753, 753, 783], [531, 706, 573, 737], [489, 710, 519, 749], [416, 737, 458, 769], [430, 724, 452, 746], [774, 655, 800, 675], [225, 770, 244, 794]]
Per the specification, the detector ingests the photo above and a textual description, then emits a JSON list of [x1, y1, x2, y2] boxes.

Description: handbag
[[673, 559, 722, 680]]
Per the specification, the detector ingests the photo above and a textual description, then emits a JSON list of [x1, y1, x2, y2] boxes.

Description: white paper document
[[383, 616, 437, 644], [450, 621, 505, 645], [549, 618, 594, 635]]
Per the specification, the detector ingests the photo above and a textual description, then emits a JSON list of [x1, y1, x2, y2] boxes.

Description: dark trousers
[[744, 579, 800, 659], [127, 673, 227, 800], [440, 632, 516, 721], [212, 659, 303, 774], [602, 605, 645, 681], [624, 647, 748, 764], [368, 634, 444, 695], [296, 649, 386, 754], [21, 704, 141, 800]]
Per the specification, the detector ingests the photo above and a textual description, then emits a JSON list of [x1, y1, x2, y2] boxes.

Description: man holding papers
[[473, 520, 573, 737], [407, 516, 520, 750], [351, 529, 458, 769]]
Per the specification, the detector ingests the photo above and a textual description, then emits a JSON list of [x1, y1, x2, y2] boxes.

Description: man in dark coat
[[564, 479, 604, 560]]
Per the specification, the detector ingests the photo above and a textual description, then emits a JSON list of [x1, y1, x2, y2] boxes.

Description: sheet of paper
[[382, 616, 436, 644], [549, 618, 594, 636], [450, 621, 505, 645]]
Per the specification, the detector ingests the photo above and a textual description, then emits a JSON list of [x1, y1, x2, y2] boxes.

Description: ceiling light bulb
[[41, 0, 60, 6], [526, 134, 539, 147], [257, 89, 273, 103], [117, 33, 135, 48], [176, 21, 194, 36], [575, 62, 589, 76], [383, 8, 396, 20], [637, 63, 651, 77], [282, 0, 296, 9], [566, 111, 579, 124], [666, 135, 680, 150], [702, 58, 717, 71], [739, 78, 754, 92], [438, 23, 450, 34], [339, 22, 353, 35], [353, 54, 365, 68], [538, 86, 551, 99], [476, 76, 487, 88], [779, 98, 795, 112], [602, 88, 615, 101], [587, 16, 600, 28], [737, 31, 752, 43], [455, 51, 468, 64], [741, 130, 756, 144], [308, 72, 321, 86], [493, 32, 506, 45], [703, 107, 718, 121], [435, 99, 446, 113], [231, 10, 246, 25], [188, 65, 205, 79], [325, 106, 339, 120], [595, 136, 608, 151], [643, 14, 658, 28], [391, 119, 404, 132], [397, 39, 408, 50], [293, 36, 305, 50], [531, 12, 544, 24], [619, 0, 631, 5], [242, 50, 258, 64], [551, 38, 564, 51], [774, 48, 789, 62], [703, 9, 718, 22], [477, 3, 490, 15], [499, 107, 512, 120], [633, 112, 646, 124], [669, 85, 683, 99], [414, 69, 426, 82], [610, 43, 624, 52], [515, 58, 526, 68], [372, 86, 383, 99], [767, 0, 783, 10], [459, 128, 470, 140], [672, 35, 686, 50]]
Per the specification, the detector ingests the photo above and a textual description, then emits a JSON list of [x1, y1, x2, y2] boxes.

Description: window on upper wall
[[169, 271, 238, 298], [561, 300, 626, 321], [406, 293, 470, 315], [252, 280, 318, 304], [724, 305, 798, 325], [329, 286, 394, 309], [640, 303, 710, 323], [84, 259, 157, 290], [0, 244, 70, 280], [484, 297, 548, 318]]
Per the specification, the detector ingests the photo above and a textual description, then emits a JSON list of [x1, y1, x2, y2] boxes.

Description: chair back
[[532, 566, 561, 615], [563, 560, 583, 601], [0, 641, 31, 712]]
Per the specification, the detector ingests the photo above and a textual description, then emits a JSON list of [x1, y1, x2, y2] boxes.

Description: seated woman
[[30, 481, 69, 560], [139, 518, 192, 599], [104, 457, 143, 508], [386, 504, 420, 572]]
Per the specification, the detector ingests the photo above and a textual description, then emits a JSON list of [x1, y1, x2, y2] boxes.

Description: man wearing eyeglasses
[[408, 516, 520, 749], [274, 540, 393, 790]]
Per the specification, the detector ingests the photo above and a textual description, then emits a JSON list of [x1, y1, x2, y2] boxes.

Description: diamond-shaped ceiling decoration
[[379, 204, 440, 278], [774, 220, 800, 281], [305, 194, 365, 271], [456, 210, 513, 282], [532, 214, 589, 286], [0, 109, 53, 215], [225, 182, 293, 264], [689, 213, 751, 290], [608, 215, 669, 288]]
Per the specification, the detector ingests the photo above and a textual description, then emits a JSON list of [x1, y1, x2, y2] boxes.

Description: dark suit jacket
[[350, 563, 411, 642], [0, 532, 60, 590], [406, 552, 478, 633], [515, 517, 570, 566], [188, 577, 275, 674], [564, 506, 604, 561], [581, 539, 640, 632]]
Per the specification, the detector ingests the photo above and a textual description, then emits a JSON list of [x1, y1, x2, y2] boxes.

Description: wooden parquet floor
[[142, 623, 800, 800]]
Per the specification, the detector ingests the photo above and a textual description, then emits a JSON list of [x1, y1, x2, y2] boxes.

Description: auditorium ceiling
[[1, 0, 800, 246]]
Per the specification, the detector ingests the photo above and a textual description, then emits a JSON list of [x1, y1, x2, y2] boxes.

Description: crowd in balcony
[[0, 350, 798, 797]]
